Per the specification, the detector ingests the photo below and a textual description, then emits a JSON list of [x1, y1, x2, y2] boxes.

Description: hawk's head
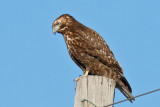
[[52, 14, 75, 34]]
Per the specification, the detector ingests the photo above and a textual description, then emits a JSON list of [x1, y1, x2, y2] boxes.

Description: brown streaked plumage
[[52, 14, 134, 102]]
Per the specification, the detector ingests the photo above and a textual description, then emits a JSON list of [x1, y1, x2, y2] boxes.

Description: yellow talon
[[74, 70, 89, 82], [74, 76, 82, 82]]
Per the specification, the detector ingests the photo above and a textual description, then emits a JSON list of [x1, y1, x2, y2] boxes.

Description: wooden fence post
[[74, 76, 116, 107]]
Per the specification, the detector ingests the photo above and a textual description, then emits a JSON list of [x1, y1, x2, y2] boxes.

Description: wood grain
[[74, 76, 115, 107]]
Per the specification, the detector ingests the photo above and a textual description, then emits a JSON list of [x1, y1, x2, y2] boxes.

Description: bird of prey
[[52, 14, 134, 102]]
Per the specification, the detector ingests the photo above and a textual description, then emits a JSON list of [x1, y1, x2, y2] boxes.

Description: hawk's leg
[[74, 70, 89, 82], [84, 69, 89, 76]]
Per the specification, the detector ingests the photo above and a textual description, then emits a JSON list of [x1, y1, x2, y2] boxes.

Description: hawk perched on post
[[52, 14, 134, 102]]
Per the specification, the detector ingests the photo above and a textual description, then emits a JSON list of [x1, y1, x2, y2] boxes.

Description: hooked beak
[[52, 25, 57, 35], [53, 28, 56, 35], [52, 24, 61, 35]]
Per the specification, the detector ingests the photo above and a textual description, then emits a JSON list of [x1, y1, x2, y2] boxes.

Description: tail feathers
[[116, 83, 135, 103]]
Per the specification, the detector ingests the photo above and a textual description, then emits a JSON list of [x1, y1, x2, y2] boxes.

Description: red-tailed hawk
[[52, 14, 134, 102]]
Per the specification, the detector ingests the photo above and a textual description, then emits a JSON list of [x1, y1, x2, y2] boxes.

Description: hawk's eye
[[57, 22, 61, 25]]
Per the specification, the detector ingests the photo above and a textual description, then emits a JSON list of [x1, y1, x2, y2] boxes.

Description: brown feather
[[52, 14, 134, 102]]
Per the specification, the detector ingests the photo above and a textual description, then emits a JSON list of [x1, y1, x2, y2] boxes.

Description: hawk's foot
[[74, 70, 89, 82], [74, 76, 82, 82]]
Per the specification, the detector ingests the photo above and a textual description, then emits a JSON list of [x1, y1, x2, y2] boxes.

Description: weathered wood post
[[74, 76, 116, 107]]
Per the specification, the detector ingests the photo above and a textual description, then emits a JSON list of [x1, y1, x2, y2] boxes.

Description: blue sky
[[0, 0, 160, 107]]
